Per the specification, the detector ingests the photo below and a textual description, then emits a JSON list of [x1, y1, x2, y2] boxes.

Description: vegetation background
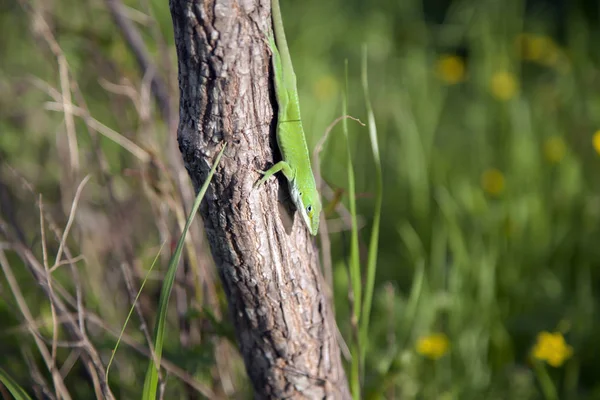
[[1, 0, 600, 398]]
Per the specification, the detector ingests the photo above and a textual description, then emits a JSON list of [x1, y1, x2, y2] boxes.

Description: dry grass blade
[[0, 250, 73, 400], [43, 102, 150, 162], [0, 218, 115, 399], [38, 196, 59, 400], [51, 175, 90, 272]]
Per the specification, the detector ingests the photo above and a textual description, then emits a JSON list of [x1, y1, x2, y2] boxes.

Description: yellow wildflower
[[416, 333, 449, 360], [516, 33, 560, 66], [593, 130, 600, 155], [532, 331, 573, 367], [543, 136, 566, 164], [313, 75, 338, 102], [435, 54, 466, 84], [490, 71, 518, 101], [481, 168, 505, 196]]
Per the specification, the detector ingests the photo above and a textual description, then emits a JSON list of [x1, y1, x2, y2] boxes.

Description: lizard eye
[[306, 205, 312, 214]]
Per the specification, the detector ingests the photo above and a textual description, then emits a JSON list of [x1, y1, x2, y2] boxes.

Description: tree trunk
[[169, 1, 350, 398]]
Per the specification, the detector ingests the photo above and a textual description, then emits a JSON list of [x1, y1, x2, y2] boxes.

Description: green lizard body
[[255, 0, 322, 236]]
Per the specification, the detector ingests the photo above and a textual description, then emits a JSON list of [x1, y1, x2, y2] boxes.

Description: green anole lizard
[[255, 0, 322, 236]]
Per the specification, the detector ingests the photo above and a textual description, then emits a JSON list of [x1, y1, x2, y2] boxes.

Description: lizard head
[[300, 189, 321, 236], [291, 184, 321, 236]]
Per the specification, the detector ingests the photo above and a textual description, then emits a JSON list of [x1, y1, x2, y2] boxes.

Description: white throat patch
[[290, 182, 311, 231]]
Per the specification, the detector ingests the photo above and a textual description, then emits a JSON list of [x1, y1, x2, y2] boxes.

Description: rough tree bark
[[169, 0, 350, 398]]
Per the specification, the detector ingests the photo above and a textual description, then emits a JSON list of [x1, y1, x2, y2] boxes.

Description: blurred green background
[[2, 0, 600, 398]]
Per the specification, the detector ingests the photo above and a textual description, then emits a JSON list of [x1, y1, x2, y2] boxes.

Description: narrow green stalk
[[142, 143, 227, 399], [358, 45, 383, 374], [533, 360, 559, 400], [343, 60, 362, 400], [0, 367, 32, 400], [106, 241, 166, 386]]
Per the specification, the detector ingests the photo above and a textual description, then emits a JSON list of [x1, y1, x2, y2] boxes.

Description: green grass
[[0, 368, 32, 400], [344, 46, 384, 399], [342, 59, 363, 399], [359, 45, 383, 377], [142, 144, 226, 399], [105, 241, 165, 386]]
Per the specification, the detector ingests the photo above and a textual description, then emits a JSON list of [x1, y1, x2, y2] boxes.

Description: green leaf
[[359, 44, 383, 374], [141, 143, 227, 399], [106, 241, 167, 387], [0, 367, 32, 400], [344, 59, 362, 400]]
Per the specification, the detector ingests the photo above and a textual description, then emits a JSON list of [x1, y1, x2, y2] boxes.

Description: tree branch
[[169, 0, 350, 398]]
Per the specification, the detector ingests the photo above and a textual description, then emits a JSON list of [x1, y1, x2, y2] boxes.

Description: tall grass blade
[[141, 143, 227, 399], [343, 60, 362, 400], [0, 368, 32, 400], [105, 240, 167, 386], [358, 45, 383, 372]]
